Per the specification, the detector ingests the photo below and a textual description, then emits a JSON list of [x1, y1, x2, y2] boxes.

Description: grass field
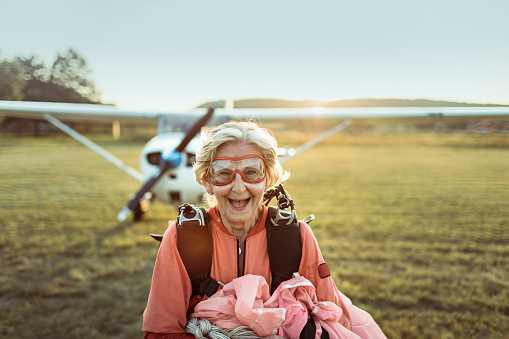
[[1, 121, 508, 338]]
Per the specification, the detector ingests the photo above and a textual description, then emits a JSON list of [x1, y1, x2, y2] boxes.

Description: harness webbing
[[175, 205, 217, 296], [266, 206, 302, 294]]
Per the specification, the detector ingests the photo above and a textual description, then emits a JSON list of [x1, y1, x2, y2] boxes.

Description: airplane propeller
[[117, 107, 215, 222]]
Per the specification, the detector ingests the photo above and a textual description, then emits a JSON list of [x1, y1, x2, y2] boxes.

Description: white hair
[[193, 121, 284, 190]]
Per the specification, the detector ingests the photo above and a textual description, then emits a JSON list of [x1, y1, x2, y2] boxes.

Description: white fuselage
[[140, 132, 205, 204]]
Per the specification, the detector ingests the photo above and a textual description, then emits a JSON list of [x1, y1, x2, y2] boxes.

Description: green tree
[[15, 55, 46, 81], [49, 48, 100, 102], [0, 58, 25, 100], [1, 49, 101, 103]]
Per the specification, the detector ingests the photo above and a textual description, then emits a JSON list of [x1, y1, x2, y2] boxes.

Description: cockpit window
[[157, 115, 193, 134]]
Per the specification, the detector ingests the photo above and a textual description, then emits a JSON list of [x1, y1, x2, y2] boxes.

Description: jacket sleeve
[[142, 221, 193, 335]]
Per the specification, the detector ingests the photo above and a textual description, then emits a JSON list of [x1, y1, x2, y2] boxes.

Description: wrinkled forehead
[[214, 141, 263, 159]]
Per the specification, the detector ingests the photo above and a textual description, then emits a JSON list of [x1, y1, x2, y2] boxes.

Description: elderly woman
[[142, 121, 385, 339]]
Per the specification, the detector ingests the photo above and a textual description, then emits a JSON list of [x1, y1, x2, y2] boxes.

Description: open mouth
[[228, 197, 251, 210]]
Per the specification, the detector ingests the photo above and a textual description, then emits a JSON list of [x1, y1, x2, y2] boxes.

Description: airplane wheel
[[133, 203, 144, 221], [133, 198, 150, 221]]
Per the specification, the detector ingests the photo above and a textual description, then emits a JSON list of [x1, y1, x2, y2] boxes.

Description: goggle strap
[[212, 154, 262, 161]]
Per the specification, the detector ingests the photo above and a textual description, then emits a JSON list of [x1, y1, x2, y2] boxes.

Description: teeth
[[229, 198, 250, 208]]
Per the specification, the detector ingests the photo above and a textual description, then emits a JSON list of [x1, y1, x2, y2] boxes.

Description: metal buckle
[[272, 208, 295, 226], [177, 204, 205, 227]]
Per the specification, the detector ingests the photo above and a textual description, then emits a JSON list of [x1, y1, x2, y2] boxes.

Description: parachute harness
[[185, 185, 311, 338], [263, 184, 297, 226]]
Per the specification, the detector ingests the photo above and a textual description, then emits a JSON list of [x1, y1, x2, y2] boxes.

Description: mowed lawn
[[1, 127, 508, 338]]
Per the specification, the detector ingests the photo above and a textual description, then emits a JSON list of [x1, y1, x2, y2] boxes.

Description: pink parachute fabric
[[192, 274, 285, 337], [192, 274, 386, 339]]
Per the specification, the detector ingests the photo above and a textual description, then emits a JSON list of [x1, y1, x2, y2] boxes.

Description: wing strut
[[44, 114, 144, 182], [280, 119, 351, 164]]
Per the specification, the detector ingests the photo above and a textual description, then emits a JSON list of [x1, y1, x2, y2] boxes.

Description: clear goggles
[[208, 155, 266, 186]]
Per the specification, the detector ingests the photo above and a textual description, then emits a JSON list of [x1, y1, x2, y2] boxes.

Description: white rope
[[186, 318, 260, 339]]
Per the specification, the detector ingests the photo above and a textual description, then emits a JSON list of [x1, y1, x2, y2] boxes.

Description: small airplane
[[0, 100, 352, 222]]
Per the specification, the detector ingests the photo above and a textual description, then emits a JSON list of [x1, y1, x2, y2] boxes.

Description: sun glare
[[310, 106, 326, 115]]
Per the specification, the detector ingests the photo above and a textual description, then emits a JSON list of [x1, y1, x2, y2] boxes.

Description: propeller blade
[[117, 107, 215, 222], [175, 107, 214, 152], [127, 175, 162, 211]]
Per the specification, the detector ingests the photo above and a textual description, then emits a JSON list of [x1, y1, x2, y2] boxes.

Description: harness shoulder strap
[[175, 203, 218, 296], [266, 206, 302, 294]]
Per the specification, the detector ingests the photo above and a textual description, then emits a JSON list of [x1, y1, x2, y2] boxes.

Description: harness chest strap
[[266, 206, 302, 293]]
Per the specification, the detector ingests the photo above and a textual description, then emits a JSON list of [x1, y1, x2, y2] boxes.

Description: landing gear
[[131, 192, 152, 222], [133, 202, 144, 221]]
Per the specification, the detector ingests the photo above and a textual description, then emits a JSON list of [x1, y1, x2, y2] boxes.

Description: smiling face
[[204, 141, 267, 236]]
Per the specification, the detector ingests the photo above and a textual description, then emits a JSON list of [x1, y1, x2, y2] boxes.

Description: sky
[[1, 0, 508, 110]]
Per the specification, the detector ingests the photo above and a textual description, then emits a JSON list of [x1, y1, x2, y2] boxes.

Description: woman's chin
[[225, 210, 255, 225], [220, 205, 257, 227]]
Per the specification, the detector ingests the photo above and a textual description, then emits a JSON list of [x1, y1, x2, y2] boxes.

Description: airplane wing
[[0, 100, 161, 123], [216, 106, 509, 119]]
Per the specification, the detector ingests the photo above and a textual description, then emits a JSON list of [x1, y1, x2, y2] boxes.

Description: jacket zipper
[[237, 239, 246, 277]]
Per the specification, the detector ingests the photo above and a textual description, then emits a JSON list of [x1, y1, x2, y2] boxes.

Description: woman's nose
[[231, 173, 247, 192]]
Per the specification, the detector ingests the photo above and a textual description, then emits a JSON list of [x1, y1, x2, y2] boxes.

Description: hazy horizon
[[2, 0, 508, 109]]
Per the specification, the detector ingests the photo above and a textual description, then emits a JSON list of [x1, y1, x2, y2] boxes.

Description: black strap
[[300, 317, 330, 339], [266, 206, 302, 294], [176, 206, 216, 296]]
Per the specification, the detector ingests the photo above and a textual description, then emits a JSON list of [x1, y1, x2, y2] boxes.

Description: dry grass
[[1, 120, 508, 338]]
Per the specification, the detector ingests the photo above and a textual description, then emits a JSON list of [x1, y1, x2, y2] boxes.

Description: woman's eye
[[216, 169, 233, 177], [244, 168, 260, 177]]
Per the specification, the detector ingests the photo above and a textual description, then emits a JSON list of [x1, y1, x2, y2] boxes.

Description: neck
[[223, 218, 254, 241], [230, 227, 249, 241], [219, 207, 262, 240]]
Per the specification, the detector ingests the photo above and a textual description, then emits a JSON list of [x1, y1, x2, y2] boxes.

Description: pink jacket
[[193, 274, 386, 339], [142, 207, 384, 337]]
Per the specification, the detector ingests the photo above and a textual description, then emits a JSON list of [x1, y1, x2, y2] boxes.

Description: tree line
[[0, 48, 101, 104]]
